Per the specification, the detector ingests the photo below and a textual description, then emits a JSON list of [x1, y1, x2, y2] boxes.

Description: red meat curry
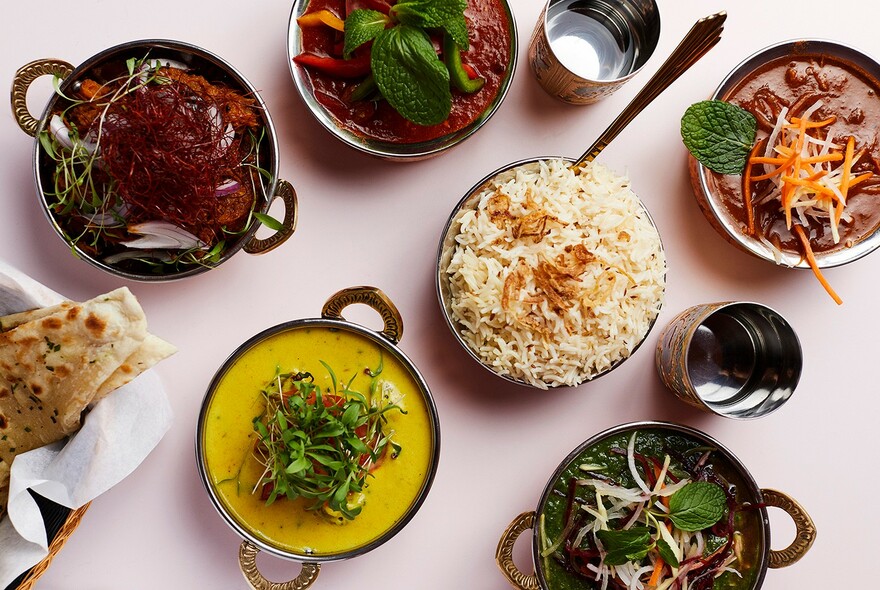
[[709, 53, 880, 254]]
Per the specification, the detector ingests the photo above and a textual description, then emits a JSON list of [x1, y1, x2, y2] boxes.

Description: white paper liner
[[0, 261, 173, 587]]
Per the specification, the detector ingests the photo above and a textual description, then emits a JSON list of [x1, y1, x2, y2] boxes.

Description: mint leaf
[[392, 0, 466, 28], [656, 538, 680, 568], [596, 527, 653, 566], [371, 25, 451, 126], [391, 0, 469, 47], [681, 100, 757, 175], [344, 9, 389, 59], [668, 482, 727, 532]]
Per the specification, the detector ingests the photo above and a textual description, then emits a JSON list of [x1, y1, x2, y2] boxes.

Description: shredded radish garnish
[[627, 432, 651, 494]]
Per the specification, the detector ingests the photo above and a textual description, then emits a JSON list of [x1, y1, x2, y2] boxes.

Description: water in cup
[[545, 0, 639, 81]]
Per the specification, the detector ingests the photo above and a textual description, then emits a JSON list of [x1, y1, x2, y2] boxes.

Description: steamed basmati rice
[[445, 159, 665, 389]]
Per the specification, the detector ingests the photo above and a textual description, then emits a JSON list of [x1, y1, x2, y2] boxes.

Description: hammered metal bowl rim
[[195, 316, 441, 564], [435, 156, 666, 389], [285, 0, 518, 160], [694, 38, 880, 269], [529, 420, 770, 590], [30, 38, 281, 282]]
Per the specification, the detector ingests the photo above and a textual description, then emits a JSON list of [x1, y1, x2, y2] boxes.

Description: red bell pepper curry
[[295, 0, 511, 144]]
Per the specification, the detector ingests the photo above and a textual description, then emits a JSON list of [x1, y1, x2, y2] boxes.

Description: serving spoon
[[574, 11, 727, 168]]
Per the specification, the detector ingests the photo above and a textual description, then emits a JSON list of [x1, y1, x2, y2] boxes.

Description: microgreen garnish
[[681, 100, 757, 174], [251, 359, 404, 521]]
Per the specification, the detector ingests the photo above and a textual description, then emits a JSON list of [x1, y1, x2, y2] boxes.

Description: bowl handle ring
[[11, 59, 74, 137], [239, 541, 320, 590], [244, 179, 298, 254], [496, 511, 540, 590], [762, 488, 817, 568], [321, 286, 404, 344]]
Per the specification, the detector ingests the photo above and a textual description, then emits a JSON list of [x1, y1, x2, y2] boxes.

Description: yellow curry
[[203, 326, 434, 556]]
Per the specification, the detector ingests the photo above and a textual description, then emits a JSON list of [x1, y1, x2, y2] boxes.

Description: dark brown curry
[[709, 53, 880, 254]]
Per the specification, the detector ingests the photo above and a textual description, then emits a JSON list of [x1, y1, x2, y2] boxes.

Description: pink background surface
[[0, 0, 874, 588]]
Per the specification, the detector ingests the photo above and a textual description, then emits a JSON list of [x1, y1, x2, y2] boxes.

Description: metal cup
[[528, 0, 660, 104], [655, 302, 802, 419]]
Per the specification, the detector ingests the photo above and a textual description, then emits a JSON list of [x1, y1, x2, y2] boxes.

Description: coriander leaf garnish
[[681, 100, 757, 174], [343, 10, 390, 59], [667, 481, 727, 531], [372, 25, 452, 126]]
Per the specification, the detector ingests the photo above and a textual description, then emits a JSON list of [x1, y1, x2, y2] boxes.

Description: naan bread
[[0, 302, 176, 403], [0, 287, 175, 512]]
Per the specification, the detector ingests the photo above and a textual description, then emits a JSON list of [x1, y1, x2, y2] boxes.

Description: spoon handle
[[574, 11, 727, 168]]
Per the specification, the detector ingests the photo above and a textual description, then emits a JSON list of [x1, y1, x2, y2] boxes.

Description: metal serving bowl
[[689, 39, 880, 269], [196, 286, 441, 589], [12, 39, 298, 281], [436, 157, 665, 389], [286, 0, 518, 161], [496, 421, 816, 590]]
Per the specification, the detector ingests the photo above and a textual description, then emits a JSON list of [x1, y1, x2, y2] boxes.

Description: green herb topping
[[251, 359, 405, 521], [336, 0, 484, 125], [681, 100, 757, 174]]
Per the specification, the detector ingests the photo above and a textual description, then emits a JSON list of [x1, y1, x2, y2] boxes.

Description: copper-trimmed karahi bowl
[[689, 39, 880, 269], [286, 0, 518, 161], [436, 157, 666, 389], [496, 421, 816, 590], [196, 286, 440, 589], [12, 39, 297, 281]]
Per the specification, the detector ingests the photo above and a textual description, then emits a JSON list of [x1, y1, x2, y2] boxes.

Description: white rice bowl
[[444, 159, 666, 389]]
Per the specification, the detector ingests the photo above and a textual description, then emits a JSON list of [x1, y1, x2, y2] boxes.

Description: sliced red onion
[[215, 179, 241, 197], [49, 115, 74, 149], [81, 210, 126, 228], [121, 221, 206, 250], [104, 250, 175, 264]]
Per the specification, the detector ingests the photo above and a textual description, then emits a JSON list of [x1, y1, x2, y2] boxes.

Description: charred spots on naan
[[120, 364, 133, 374], [84, 313, 106, 336], [0, 388, 8, 399], [66, 306, 81, 321], [40, 317, 63, 330], [0, 415, 6, 429]]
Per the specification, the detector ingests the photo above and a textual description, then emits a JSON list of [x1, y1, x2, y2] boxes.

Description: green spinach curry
[[538, 429, 763, 590]]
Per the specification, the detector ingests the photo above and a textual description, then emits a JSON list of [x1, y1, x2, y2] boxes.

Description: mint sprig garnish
[[391, 0, 469, 49], [372, 25, 452, 126], [343, 10, 390, 59], [340, 0, 476, 126], [681, 100, 757, 175], [667, 481, 727, 531]]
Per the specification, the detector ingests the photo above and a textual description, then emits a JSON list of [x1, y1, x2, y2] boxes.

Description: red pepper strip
[[293, 53, 371, 78], [461, 63, 479, 80]]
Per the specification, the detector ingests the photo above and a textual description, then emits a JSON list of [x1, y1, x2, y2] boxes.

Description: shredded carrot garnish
[[745, 100, 874, 303], [742, 139, 766, 235], [793, 224, 843, 305], [648, 556, 665, 587]]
